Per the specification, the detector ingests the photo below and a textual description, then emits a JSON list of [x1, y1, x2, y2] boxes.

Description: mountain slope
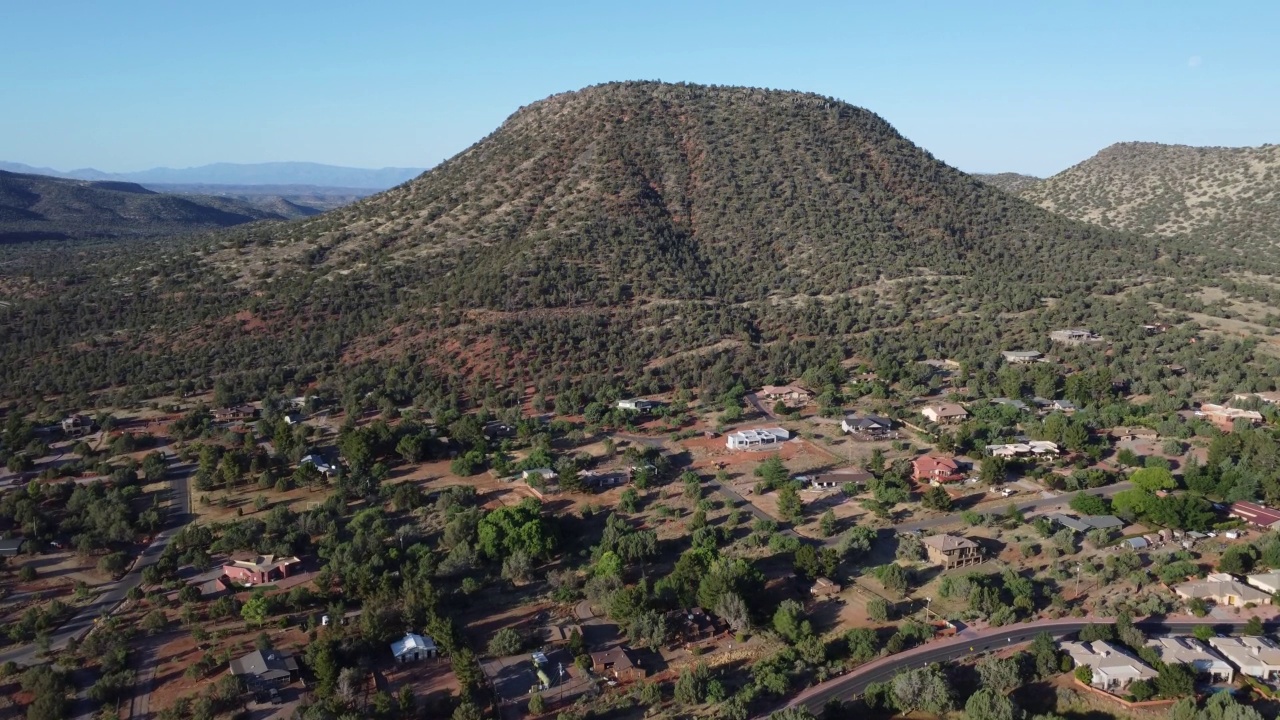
[[0, 82, 1171, 402], [974, 172, 1041, 194], [232, 82, 1144, 308], [0, 170, 287, 241], [0, 161, 425, 189], [1019, 142, 1280, 250]]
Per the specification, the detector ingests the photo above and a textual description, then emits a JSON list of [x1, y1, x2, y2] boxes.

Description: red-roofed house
[[223, 554, 301, 585], [1229, 502, 1280, 530], [912, 455, 964, 484]]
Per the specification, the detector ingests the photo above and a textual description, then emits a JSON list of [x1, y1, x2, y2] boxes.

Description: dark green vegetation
[[0, 81, 1276, 416], [973, 172, 1041, 194], [1019, 142, 1280, 259], [0, 170, 289, 241]]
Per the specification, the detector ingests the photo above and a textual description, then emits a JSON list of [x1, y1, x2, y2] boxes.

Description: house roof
[[229, 648, 298, 680], [0, 537, 25, 552], [1245, 572, 1280, 593], [923, 403, 968, 418], [1047, 514, 1091, 533], [1174, 573, 1272, 604], [226, 554, 300, 574], [1200, 403, 1264, 421], [921, 534, 978, 552], [1207, 636, 1280, 669], [1145, 637, 1232, 672], [1060, 641, 1157, 682], [761, 385, 809, 396], [805, 469, 873, 486], [843, 414, 893, 429], [1083, 515, 1124, 530], [391, 632, 437, 657], [590, 647, 638, 670], [1110, 426, 1157, 438], [913, 455, 960, 473], [727, 428, 791, 443], [1002, 350, 1043, 359], [1230, 501, 1280, 527], [1125, 537, 1149, 550]]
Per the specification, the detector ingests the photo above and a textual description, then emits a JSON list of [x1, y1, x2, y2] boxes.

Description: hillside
[[0, 170, 289, 241], [227, 82, 1146, 305], [0, 82, 1178, 403], [1019, 142, 1280, 251], [974, 172, 1041, 194], [0, 161, 425, 189]]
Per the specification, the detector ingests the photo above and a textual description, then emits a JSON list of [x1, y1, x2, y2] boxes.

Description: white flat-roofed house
[[1145, 637, 1234, 683], [1207, 636, 1280, 680], [726, 427, 791, 450], [1060, 640, 1157, 691], [617, 398, 658, 412]]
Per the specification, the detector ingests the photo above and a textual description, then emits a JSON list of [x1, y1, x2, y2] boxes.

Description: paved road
[[783, 616, 1275, 715], [0, 455, 192, 668]]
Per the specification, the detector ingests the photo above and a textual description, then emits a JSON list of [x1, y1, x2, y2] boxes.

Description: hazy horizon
[[5, 1, 1277, 177]]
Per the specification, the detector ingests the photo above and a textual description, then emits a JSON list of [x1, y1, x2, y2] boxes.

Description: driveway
[[0, 455, 193, 668]]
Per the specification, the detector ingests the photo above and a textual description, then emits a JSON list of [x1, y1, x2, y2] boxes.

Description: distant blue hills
[[0, 161, 426, 190]]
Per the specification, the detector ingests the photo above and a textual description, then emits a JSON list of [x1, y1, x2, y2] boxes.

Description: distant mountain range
[[973, 172, 1042, 194], [0, 161, 425, 189], [0, 170, 295, 241]]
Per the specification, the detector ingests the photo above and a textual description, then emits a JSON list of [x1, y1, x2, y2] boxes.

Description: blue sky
[[3, 1, 1277, 176]]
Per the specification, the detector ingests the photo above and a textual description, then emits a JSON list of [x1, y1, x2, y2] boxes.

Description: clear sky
[[3, 1, 1277, 176]]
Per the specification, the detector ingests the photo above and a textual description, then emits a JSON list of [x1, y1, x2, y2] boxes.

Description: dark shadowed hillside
[[0, 170, 287, 241], [0, 82, 1180, 404]]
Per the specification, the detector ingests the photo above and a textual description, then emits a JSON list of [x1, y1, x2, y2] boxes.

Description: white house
[[726, 428, 791, 450], [617, 399, 657, 412], [1060, 640, 1157, 691], [299, 455, 335, 475], [522, 468, 557, 482], [1207, 636, 1280, 680], [1246, 572, 1280, 595], [1145, 637, 1234, 683], [985, 441, 1059, 458], [391, 632, 438, 662]]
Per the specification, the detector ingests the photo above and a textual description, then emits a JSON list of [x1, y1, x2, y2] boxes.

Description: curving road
[[783, 616, 1277, 715], [0, 454, 192, 668]]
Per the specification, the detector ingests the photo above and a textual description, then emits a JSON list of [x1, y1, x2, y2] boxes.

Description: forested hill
[[0, 170, 287, 241], [974, 172, 1042, 194], [218, 81, 1147, 307], [1, 82, 1192, 406], [1019, 142, 1280, 252]]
